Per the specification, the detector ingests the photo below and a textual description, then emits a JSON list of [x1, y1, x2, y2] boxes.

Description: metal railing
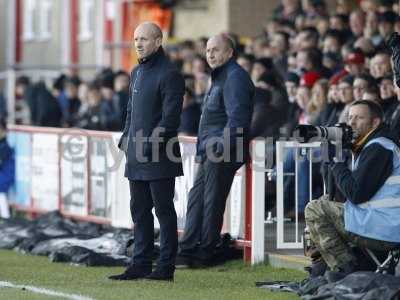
[[276, 140, 321, 249]]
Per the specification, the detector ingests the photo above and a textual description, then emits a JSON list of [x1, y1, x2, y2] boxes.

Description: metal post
[[6, 69, 16, 124], [251, 139, 265, 264]]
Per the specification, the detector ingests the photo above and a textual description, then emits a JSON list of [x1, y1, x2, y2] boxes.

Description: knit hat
[[344, 52, 365, 65], [300, 71, 321, 88]]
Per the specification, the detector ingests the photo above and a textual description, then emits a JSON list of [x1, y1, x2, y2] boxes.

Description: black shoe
[[175, 255, 193, 268], [176, 253, 213, 269], [145, 268, 174, 281], [108, 265, 152, 280]]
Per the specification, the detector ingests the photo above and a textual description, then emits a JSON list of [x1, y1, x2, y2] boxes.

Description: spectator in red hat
[[344, 50, 366, 76], [317, 80, 345, 126], [296, 72, 321, 124]]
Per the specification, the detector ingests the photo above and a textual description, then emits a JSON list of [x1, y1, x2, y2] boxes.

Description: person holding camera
[[304, 100, 400, 276]]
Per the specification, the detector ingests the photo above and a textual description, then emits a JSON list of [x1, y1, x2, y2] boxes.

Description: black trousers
[[129, 178, 177, 269], [179, 159, 242, 259]]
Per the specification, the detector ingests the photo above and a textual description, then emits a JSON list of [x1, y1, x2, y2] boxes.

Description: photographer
[[305, 100, 400, 276]]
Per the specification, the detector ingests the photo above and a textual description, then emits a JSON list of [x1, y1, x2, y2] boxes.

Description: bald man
[[178, 34, 255, 266], [109, 22, 184, 281]]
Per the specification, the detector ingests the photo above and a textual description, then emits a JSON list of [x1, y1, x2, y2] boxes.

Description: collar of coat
[[138, 47, 164, 67], [0, 137, 12, 164], [351, 123, 395, 154], [210, 57, 235, 79], [351, 127, 377, 153]]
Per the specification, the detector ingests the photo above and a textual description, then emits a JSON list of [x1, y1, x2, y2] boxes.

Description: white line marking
[[0, 281, 94, 300]]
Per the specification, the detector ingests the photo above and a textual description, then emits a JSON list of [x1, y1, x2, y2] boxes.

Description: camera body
[[294, 123, 353, 147]]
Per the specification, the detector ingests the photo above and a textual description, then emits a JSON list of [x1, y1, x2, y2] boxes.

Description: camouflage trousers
[[305, 195, 398, 271]]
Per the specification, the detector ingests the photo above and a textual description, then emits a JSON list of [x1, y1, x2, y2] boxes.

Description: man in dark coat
[[108, 22, 184, 281], [178, 34, 254, 266]]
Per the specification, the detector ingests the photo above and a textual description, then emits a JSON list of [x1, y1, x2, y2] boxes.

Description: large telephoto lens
[[295, 125, 322, 142]]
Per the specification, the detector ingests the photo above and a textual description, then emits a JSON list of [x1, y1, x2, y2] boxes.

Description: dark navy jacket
[[197, 58, 254, 162], [0, 138, 15, 193], [120, 48, 185, 180]]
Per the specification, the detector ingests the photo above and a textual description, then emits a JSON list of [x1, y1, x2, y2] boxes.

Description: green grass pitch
[[0, 249, 306, 299]]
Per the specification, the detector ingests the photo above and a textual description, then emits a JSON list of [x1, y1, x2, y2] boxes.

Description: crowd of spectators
[[9, 69, 130, 132], [3, 0, 400, 146]]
